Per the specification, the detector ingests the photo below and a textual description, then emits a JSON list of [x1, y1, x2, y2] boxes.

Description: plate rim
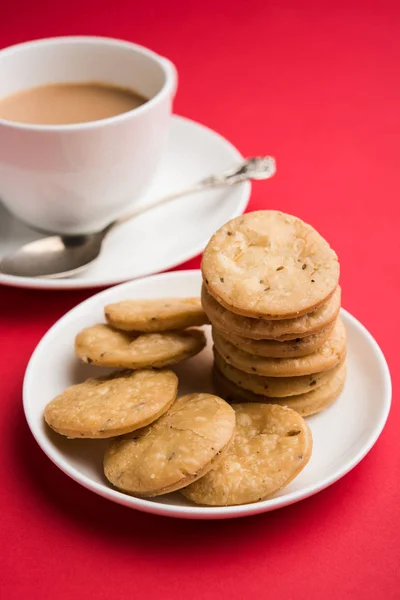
[[23, 269, 392, 519], [0, 115, 250, 291]]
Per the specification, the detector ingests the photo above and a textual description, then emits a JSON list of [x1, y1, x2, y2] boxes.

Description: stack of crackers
[[201, 210, 346, 417]]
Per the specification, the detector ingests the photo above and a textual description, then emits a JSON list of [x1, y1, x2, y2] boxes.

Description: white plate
[[0, 116, 250, 290], [23, 270, 391, 519]]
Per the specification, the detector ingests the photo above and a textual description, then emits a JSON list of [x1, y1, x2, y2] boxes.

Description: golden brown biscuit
[[218, 322, 334, 358], [44, 369, 178, 439], [201, 211, 339, 319], [75, 324, 206, 369], [201, 285, 341, 340], [104, 393, 236, 496], [212, 319, 346, 377], [182, 403, 312, 506], [213, 361, 347, 417], [105, 297, 209, 332], [213, 348, 343, 397]]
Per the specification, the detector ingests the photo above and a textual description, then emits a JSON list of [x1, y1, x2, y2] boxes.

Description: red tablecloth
[[1, 2, 399, 598]]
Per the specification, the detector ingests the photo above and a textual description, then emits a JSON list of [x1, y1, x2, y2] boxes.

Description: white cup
[[0, 36, 177, 234]]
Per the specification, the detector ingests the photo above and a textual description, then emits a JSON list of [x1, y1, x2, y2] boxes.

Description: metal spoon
[[0, 156, 276, 279]]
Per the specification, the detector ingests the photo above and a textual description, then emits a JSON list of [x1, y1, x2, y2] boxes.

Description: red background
[[1, 1, 399, 598]]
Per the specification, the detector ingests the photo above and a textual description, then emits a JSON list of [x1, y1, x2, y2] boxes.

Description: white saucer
[[23, 270, 391, 520], [0, 116, 250, 290]]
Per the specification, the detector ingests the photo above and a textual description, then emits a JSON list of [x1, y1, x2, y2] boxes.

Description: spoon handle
[[113, 156, 276, 228]]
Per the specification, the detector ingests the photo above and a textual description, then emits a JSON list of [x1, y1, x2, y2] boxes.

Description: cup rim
[[0, 35, 177, 132]]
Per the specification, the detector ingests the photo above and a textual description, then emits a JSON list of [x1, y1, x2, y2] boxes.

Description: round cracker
[[182, 403, 312, 506], [213, 318, 346, 377], [104, 393, 236, 497], [202, 285, 341, 340], [213, 348, 343, 397], [213, 362, 347, 417], [219, 322, 334, 358], [44, 369, 178, 439], [201, 211, 339, 319], [105, 297, 209, 332], [75, 324, 206, 369]]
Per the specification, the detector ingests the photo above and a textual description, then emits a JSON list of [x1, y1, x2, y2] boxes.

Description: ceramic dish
[[23, 270, 391, 519]]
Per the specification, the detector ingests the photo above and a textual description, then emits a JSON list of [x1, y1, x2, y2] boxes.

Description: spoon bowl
[[0, 232, 105, 278]]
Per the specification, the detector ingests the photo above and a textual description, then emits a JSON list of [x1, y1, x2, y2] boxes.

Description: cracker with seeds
[[213, 319, 346, 377], [219, 322, 335, 358], [213, 348, 343, 397], [213, 361, 347, 417], [75, 324, 206, 369], [44, 369, 178, 439], [105, 297, 209, 332], [202, 285, 341, 341], [104, 393, 236, 497], [202, 211, 339, 319], [182, 403, 312, 506]]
